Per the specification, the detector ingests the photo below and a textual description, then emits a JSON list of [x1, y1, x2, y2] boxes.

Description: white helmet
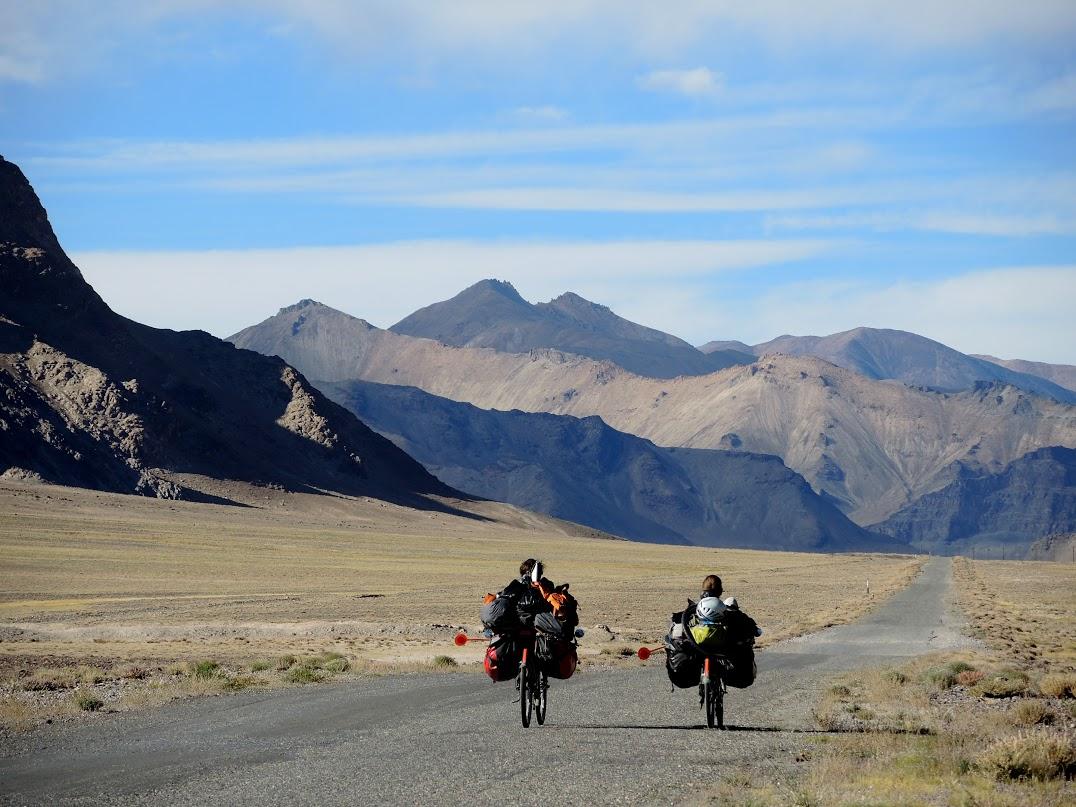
[[696, 597, 726, 624]]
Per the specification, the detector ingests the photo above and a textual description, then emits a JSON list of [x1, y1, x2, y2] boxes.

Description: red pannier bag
[[483, 635, 519, 682]]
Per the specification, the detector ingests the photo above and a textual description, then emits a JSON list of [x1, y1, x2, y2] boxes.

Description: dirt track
[[0, 558, 974, 806]]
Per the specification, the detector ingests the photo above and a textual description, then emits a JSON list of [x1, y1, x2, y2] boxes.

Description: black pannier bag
[[721, 646, 757, 688], [534, 611, 577, 679], [664, 609, 702, 688], [720, 608, 758, 689], [535, 634, 578, 679], [480, 596, 520, 633]]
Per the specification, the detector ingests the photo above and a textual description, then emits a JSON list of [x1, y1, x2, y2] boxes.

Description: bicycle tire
[[535, 669, 548, 725], [705, 679, 716, 728], [519, 663, 532, 728]]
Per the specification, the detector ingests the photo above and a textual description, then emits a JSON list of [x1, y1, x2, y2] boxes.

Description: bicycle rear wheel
[[519, 663, 533, 728]]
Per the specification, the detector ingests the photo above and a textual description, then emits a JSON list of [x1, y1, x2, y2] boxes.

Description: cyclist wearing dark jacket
[[498, 558, 555, 627]]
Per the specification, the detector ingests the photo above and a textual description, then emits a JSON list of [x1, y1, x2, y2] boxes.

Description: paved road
[[0, 558, 974, 806]]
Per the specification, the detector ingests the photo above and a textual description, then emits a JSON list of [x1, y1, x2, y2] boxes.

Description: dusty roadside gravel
[[0, 558, 973, 806]]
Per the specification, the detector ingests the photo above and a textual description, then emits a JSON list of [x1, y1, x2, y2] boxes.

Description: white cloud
[[395, 186, 882, 212], [7, 1, 1076, 85], [768, 210, 1076, 237], [70, 238, 831, 337], [638, 67, 723, 98]]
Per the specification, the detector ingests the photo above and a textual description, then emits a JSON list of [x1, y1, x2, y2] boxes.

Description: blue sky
[[2, 1, 1075, 361]]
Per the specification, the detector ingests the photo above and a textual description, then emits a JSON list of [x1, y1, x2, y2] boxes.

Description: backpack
[[483, 634, 520, 682]]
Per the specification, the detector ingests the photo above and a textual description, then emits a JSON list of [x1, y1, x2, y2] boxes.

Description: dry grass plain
[[0, 480, 921, 729], [954, 556, 1076, 673], [717, 557, 1076, 807]]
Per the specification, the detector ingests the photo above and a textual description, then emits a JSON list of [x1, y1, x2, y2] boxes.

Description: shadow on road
[[553, 723, 931, 736]]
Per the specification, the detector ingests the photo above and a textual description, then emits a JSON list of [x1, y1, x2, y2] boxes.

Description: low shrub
[[1011, 700, 1053, 726], [955, 670, 984, 687], [923, 661, 975, 690], [285, 665, 324, 684], [829, 684, 851, 698], [1039, 673, 1076, 699], [222, 675, 257, 692], [275, 655, 297, 671], [74, 690, 104, 712], [432, 655, 458, 668], [192, 660, 220, 680], [250, 660, 272, 672], [971, 669, 1030, 698], [978, 731, 1076, 781], [882, 670, 907, 685], [323, 657, 350, 674]]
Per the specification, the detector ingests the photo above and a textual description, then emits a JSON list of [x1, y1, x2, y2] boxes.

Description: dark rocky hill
[[0, 156, 452, 505], [316, 379, 902, 551], [390, 279, 749, 378], [873, 446, 1076, 557]]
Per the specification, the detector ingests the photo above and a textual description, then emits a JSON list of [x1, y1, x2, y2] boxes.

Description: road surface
[[0, 558, 974, 805]]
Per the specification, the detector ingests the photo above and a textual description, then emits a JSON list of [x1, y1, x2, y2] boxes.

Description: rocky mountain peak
[[277, 299, 326, 316], [462, 278, 526, 302]]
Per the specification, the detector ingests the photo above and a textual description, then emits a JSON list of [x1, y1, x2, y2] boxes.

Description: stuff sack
[[544, 584, 580, 632], [483, 635, 520, 682], [535, 633, 578, 680], [533, 611, 566, 639], [689, 621, 730, 651], [480, 596, 520, 634]]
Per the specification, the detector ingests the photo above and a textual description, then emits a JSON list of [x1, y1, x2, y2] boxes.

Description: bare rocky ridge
[[0, 157, 452, 504], [705, 327, 1075, 403], [317, 378, 898, 551], [874, 446, 1076, 557], [231, 300, 1076, 527], [1026, 532, 1076, 562], [973, 354, 1076, 394], [389, 278, 752, 378]]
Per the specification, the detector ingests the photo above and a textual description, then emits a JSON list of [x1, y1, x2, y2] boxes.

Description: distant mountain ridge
[[875, 446, 1076, 557], [700, 327, 1075, 403], [230, 300, 1076, 528], [973, 355, 1076, 394], [315, 378, 899, 551], [390, 279, 752, 378], [0, 156, 451, 505]]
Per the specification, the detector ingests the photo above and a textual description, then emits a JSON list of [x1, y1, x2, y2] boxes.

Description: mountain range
[[701, 328, 1076, 403], [231, 300, 1076, 532], [5, 150, 1073, 557], [317, 378, 896, 551], [391, 279, 752, 378]]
